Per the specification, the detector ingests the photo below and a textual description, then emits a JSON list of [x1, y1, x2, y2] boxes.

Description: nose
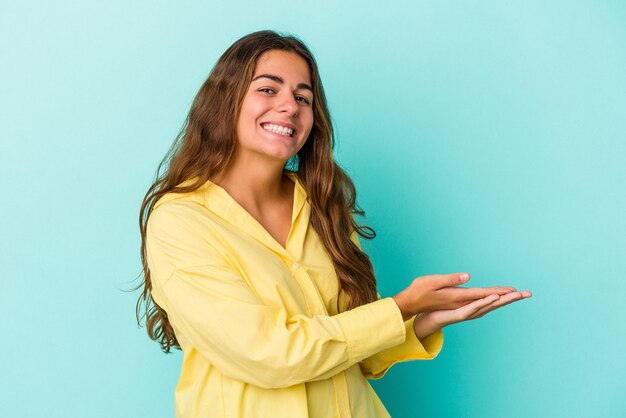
[[276, 92, 299, 116]]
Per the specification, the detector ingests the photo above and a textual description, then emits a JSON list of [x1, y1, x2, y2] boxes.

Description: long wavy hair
[[137, 30, 378, 352]]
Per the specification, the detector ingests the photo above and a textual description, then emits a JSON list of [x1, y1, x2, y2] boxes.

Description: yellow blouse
[[145, 172, 443, 418]]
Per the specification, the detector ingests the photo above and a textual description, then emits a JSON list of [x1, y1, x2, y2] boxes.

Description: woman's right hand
[[392, 272, 517, 321]]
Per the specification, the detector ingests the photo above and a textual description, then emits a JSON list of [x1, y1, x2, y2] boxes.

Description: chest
[[252, 208, 292, 249], [218, 221, 342, 317]]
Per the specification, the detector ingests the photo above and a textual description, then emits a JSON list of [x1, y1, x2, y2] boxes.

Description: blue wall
[[1, 1, 624, 417]]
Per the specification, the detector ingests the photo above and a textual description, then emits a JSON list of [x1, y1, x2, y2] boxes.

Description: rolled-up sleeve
[[146, 202, 409, 389], [350, 229, 444, 379], [359, 316, 444, 379]]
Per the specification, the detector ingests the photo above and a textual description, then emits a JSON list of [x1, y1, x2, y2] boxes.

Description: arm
[[146, 203, 409, 389], [349, 233, 444, 379], [358, 289, 532, 379], [359, 315, 444, 379], [350, 231, 527, 379]]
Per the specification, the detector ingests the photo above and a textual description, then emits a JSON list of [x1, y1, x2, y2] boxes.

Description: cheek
[[238, 102, 254, 123], [236, 103, 260, 136], [238, 95, 263, 121], [303, 113, 314, 134], [299, 105, 313, 125]]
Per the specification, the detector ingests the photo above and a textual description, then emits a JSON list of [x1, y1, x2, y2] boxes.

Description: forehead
[[253, 50, 311, 84]]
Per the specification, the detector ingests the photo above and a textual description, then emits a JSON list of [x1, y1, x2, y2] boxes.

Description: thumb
[[432, 272, 470, 289]]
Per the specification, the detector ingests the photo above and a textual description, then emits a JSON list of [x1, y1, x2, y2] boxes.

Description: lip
[[260, 121, 298, 137]]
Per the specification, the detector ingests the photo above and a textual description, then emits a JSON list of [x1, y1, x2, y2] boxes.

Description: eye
[[296, 95, 311, 105], [258, 87, 276, 94]]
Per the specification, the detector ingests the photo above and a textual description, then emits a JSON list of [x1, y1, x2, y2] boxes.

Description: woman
[[137, 30, 531, 418]]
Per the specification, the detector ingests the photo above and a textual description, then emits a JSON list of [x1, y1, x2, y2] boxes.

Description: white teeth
[[263, 123, 294, 136]]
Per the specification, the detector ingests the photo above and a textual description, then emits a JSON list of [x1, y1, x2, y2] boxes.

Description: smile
[[261, 123, 295, 138]]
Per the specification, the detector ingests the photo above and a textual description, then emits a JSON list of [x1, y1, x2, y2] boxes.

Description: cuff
[[402, 315, 444, 359], [335, 297, 407, 363], [362, 316, 444, 379]]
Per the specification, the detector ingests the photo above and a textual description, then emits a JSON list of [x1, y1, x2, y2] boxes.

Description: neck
[[213, 152, 291, 213]]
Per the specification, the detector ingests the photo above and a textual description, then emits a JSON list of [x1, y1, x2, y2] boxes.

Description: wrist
[[412, 313, 442, 340], [392, 294, 412, 321]]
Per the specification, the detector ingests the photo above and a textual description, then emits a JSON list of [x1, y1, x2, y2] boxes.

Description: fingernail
[[460, 273, 469, 282]]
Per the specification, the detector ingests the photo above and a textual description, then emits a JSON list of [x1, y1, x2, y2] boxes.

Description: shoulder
[[147, 182, 216, 246], [146, 189, 228, 272], [153, 178, 209, 211]]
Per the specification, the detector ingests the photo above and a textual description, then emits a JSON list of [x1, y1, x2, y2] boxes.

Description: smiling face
[[235, 50, 314, 164]]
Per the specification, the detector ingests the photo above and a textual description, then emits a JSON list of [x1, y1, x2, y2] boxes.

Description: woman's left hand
[[412, 290, 532, 340]]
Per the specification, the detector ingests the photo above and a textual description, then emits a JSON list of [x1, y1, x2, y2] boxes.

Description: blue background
[[1, 1, 625, 417]]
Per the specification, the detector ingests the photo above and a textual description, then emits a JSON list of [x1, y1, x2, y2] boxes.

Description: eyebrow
[[251, 74, 313, 92]]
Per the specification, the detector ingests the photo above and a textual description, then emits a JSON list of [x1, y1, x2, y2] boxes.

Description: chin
[[260, 145, 300, 162]]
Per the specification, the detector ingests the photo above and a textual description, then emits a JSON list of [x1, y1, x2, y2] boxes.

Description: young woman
[[137, 30, 531, 418]]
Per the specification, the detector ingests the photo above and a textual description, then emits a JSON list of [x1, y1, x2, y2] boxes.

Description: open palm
[[413, 290, 532, 339]]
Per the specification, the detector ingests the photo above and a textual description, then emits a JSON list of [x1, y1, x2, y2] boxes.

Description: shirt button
[[292, 262, 300, 269]]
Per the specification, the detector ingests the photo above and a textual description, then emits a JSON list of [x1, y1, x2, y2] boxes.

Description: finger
[[478, 285, 517, 292], [470, 290, 532, 319], [430, 272, 470, 289], [481, 286, 517, 294], [446, 286, 516, 302], [473, 292, 523, 317], [456, 294, 501, 319], [425, 287, 513, 312]]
